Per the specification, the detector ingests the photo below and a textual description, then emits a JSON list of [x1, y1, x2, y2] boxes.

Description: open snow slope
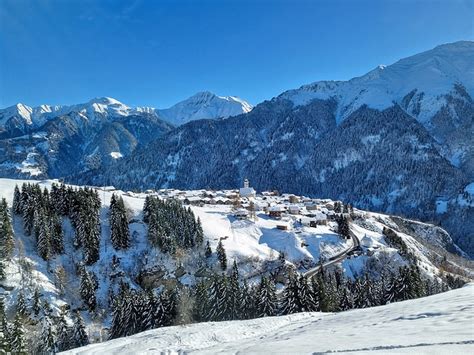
[[64, 284, 474, 354]]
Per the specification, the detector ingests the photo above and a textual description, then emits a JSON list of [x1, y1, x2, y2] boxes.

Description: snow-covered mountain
[[64, 284, 474, 354], [281, 41, 474, 123], [0, 97, 152, 137], [157, 91, 253, 126], [84, 41, 473, 256], [0, 92, 252, 138], [0, 92, 251, 179]]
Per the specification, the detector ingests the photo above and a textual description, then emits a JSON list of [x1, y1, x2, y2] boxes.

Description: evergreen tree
[[280, 272, 300, 315], [10, 312, 27, 354], [298, 275, 318, 312], [56, 307, 71, 352], [206, 274, 228, 321], [255, 276, 278, 317], [15, 292, 29, 319], [216, 240, 227, 270], [38, 316, 56, 354], [227, 261, 241, 320], [50, 213, 64, 255], [195, 217, 204, 246], [109, 294, 125, 339], [12, 185, 21, 215], [239, 279, 255, 319], [110, 194, 130, 250], [193, 281, 208, 322], [0, 262, 5, 282], [32, 288, 41, 317], [336, 214, 351, 239], [37, 212, 51, 261], [72, 310, 89, 348], [0, 199, 14, 260], [310, 278, 321, 311], [0, 298, 10, 354], [80, 269, 98, 311], [205, 241, 212, 258]]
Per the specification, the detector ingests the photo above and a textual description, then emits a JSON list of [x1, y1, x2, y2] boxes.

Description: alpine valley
[[0, 41, 473, 354], [1, 42, 473, 256]]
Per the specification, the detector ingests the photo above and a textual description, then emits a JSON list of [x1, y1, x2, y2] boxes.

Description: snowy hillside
[[64, 283, 474, 354], [0, 177, 471, 352], [157, 91, 253, 126]]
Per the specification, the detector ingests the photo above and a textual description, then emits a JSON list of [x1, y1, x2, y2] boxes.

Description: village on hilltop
[[114, 179, 362, 242]]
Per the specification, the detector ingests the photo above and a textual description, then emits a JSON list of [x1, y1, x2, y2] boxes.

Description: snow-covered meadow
[[63, 283, 474, 354]]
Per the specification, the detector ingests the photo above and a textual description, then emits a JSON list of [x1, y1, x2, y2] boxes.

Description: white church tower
[[239, 178, 256, 198]]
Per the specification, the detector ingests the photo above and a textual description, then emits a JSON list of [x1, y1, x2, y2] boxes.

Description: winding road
[[304, 229, 360, 279]]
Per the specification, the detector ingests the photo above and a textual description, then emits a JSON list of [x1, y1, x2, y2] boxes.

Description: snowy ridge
[[157, 91, 253, 126], [0, 92, 252, 132], [281, 41, 474, 123], [63, 284, 474, 354]]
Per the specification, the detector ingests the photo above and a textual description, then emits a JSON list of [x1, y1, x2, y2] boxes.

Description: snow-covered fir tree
[[109, 194, 130, 250]]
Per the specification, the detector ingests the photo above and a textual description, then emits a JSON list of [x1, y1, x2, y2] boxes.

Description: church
[[239, 178, 256, 198]]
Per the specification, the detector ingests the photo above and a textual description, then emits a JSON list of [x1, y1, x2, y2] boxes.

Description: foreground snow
[[64, 284, 474, 354]]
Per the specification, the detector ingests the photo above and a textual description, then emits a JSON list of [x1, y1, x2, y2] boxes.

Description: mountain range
[[0, 41, 472, 256]]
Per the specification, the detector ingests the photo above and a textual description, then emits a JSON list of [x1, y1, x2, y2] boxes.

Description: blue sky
[[0, 0, 472, 108]]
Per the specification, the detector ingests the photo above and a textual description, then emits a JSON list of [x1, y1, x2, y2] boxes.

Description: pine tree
[[37, 212, 51, 261], [195, 217, 204, 246], [32, 288, 41, 317], [336, 214, 351, 239], [227, 261, 241, 320], [72, 310, 89, 348], [310, 278, 321, 311], [193, 281, 208, 322], [80, 269, 98, 311], [280, 272, 300, 315], [0, 199, 14, 260], [0, 262, 5, 282], [205, 241, 212, 258], [255, 276, 278, 317], [56, 307, 71, 352], [12, 185, 21, 215], [0, 298, 10, 354], [16, 292, 29, 319], [38, 316, 56, 354], [10, 312, 27, 354], [239, 279, 255, 319], [206, 274, 228, 321], [110, 194, 130, 250], [298, 275, 318, 312], [109, 294, 125, 339], [50, 213, 64, 255], [216, 240, 227, 270]]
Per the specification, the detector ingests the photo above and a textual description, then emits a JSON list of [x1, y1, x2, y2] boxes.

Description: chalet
[[325, 202, 335, 210], [234, 209, 249, 220], [183, 196, 203, 206], [288, 204, 301, 215], [269, 205, 286, 219]]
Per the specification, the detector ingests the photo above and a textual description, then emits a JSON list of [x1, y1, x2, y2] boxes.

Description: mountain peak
[[157, 92, 253, 126], [88, 97, 126, 106], [282, 40, 474, 122]]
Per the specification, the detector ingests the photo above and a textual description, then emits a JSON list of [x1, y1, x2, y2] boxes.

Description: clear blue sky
[[0, 0, 472, 108]]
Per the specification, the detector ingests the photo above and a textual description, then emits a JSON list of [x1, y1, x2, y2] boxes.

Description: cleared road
[[304, 228, 360, 279]]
